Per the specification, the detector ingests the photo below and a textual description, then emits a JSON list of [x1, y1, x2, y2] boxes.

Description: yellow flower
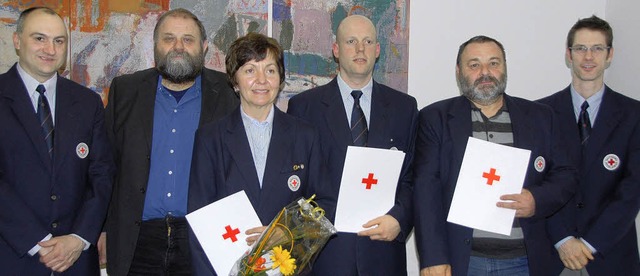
[[270, 245, 297, 276]]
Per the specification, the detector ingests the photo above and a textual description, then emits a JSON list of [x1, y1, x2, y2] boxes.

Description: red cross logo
[[482, 168, 501, 185], [291, 179, 298, 187], [79, 147, 86, 154], [361, 173, 378, 189], [222, 225, 240, 242], [607, 158, 616, 167], [537, 160, 543, 168]]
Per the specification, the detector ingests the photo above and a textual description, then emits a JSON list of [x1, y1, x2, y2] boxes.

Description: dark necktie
[[36, 84, 54, 157], [350, 90, 368, 146], [578, 101, 591, 145]]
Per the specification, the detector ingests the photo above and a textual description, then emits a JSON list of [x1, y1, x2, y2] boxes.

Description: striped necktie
[[350, 90, 368, 146], [36, 84, 54, 157], [578, 101, 591, 145]]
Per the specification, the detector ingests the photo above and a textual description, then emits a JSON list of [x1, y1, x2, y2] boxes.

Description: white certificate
[[335, 146, 406, 233], [186, 190, 262, 275], [447, 137, 531, 235]]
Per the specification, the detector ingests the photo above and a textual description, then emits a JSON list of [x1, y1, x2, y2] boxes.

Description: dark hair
[[153, 8, 207, 43], [456, 35, 506, 66], [567, 15, 613, 48], [225, 33, 285, 87], [16, 7, 59, 34]]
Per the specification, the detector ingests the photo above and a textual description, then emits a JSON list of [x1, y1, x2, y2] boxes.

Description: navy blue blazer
[[187, 106, 331, 275], [0, 64, 114, 275], [538, 86, 640, 275], [413, 95, 576, 276], [287, 78, 418, 275]]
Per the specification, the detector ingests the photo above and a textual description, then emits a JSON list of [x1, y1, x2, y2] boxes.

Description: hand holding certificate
[[186, 191, 262, 275], [446, 137, 531, 235], [334, 146, 406, 233]]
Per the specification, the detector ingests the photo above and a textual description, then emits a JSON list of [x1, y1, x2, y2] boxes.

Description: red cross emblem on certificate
[[222, 225, 240, 242], [362, 173, 378, 189], [482, 168, 501, 185]]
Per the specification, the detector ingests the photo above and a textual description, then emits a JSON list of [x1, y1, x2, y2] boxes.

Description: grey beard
[[458, 74, 507, 106], [156, 51, 204, 84]]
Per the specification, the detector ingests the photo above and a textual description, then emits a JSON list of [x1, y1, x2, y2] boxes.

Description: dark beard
[[458, 73, 507, 106], [155, 50, 204, 84]]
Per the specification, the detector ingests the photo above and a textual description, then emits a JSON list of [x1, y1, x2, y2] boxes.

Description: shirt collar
[[240, 104, 275, 126], [466, 96, 508, 117], [337, 73, 373, 103], [157, 75, 202, 104], [16, 62, 58, 97], [570, 84, 604, 116]]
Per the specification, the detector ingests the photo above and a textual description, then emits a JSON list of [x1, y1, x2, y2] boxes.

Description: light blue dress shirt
[[337, 74, 372, 128], [240, 105, 275, 187]]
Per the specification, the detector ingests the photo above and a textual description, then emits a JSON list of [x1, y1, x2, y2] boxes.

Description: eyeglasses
[[569, 45, 611, 55]]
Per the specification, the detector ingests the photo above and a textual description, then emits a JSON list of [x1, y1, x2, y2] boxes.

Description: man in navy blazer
[[538, 15, 640, 275], [288, 15, 418, 275], [413, 36, 576, 276], [0, 7, 113, 275]]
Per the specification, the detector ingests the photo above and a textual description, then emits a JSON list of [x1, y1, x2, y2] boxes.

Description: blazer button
[[146, 155, 151, 160], [464, 239, 471, 245], [140, 187, 146, 193], [135, 221, 141, 226], [577, 202, 585, 209], [50, 195, 57, 201], [51, 222, 58, 229]]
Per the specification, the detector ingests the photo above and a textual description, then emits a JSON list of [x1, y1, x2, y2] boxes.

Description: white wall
[[408, 0, 605, 108], [406, 1, 639, 274], [605, 0, 640, 260], [605, 1, 640, 98]]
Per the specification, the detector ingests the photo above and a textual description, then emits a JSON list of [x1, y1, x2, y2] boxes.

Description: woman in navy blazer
[[187, 33, 330, 276]]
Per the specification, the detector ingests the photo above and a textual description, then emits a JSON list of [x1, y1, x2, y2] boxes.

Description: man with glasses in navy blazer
[[539, 15, 640, 275]]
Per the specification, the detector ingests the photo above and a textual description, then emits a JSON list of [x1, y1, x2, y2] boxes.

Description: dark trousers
[[129, 216, 191, 276]]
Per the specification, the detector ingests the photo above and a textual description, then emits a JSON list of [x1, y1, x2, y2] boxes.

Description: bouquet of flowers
[[230, 195, 336, 276]]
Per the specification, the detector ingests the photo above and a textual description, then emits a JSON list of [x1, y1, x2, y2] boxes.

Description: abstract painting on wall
[[0, 0, 408, 109]]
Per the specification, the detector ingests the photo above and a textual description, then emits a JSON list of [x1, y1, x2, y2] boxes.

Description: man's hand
[[497, 188, 536, 217], [420, 264, 452, 276], [558, 238, 594, 270], [245, 226, 267, 246], [98, 232, 107, 266], [38, 244, 54, 257], [38, 235, 85, 272], [357, 215, 401, 241]]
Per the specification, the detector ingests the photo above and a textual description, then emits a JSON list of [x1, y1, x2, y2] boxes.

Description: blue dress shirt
[[142, 76, 202, 220]]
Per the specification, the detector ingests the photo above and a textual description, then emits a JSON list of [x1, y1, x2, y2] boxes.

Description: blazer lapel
[[554, 88, 583, 166], [52, 79, 80, 172], [448, 97, 473, 168], [3, 66, 52, 169], [506, 95, 535, 150], [321, 79, 352, 150], [137, 71, 158, 152], [259, 109, 292, 211], [225, 109, 262, 202], [199, 70, 221, 126], [581, 87, 624, 171], [368, 81, 390, 148]]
